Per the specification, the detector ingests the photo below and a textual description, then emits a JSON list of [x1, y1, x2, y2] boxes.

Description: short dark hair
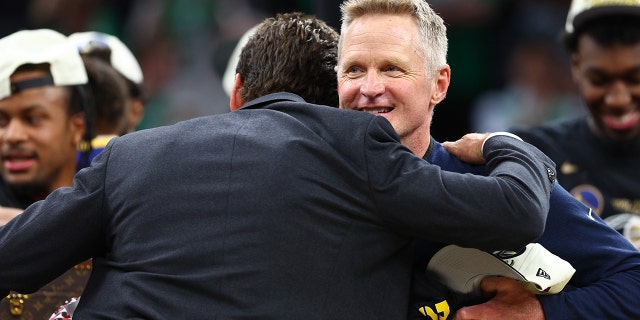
[[82, 56, 129, 135], [563, 15, 640, 53], [81, 47, 145, 100], [236, 12, 339, 107]]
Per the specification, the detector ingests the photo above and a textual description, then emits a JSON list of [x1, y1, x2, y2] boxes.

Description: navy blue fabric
[[0, 93, 555, 319], [410, 139, 640, 319]]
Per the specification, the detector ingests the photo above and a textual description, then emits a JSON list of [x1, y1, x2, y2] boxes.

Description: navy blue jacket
[[412, 139, 640, 319], [0, 93, 554, 319]]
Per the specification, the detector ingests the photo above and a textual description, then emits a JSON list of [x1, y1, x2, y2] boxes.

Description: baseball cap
[[68, 31, 143, 86], [222, 25, 258, 97], [0, 29, 88, 100], [604, 213, 640, 250], [427, 243, 576, 296], [565, 0, 640, 34]]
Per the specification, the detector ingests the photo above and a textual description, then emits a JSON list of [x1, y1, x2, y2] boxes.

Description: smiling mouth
[[601, 110, 640, 131], [3, 157, 36, 172], [360, 108, 393, 114]]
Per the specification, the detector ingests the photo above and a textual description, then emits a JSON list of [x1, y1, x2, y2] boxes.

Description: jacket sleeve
[[0, 142, 112, 294], [427, 142, 640, 319], [365, 118, 555, 251], [537, 185, 640, 319]]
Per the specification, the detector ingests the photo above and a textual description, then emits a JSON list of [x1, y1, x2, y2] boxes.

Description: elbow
[[506, 202, 548, 248]]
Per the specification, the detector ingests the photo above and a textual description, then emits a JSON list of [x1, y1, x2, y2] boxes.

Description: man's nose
[[604, 80, 633, 108], [360, 71, 385, 98], [2, 120, 28, 144]]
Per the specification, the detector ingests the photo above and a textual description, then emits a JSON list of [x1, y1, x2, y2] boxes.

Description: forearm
[[539, 269, 640, 319]]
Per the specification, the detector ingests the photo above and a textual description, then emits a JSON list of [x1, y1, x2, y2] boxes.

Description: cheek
[[337, 81, 361, 106], [579, 83, 605, 106]]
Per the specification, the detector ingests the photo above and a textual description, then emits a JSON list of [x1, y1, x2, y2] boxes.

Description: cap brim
[[572, 5, 640, 32], [426, 245, 525, 295]]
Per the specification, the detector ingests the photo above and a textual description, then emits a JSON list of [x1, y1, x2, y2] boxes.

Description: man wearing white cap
[[0, 29, 93, 319], [67, 32, 144, 170], [511, 0, 640, 248], [68, 31, 145, 136]]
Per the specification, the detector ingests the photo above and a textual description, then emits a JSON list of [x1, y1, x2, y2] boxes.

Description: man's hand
[[441, 133, 489, 165], [453, 277, 544, 320], [0, 206, 23, 226]]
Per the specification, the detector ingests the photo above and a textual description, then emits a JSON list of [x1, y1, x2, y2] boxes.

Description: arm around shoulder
[[480, 133, 556, 241]]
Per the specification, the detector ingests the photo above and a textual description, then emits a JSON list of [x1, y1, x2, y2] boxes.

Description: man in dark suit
[[0, 13, 555, 319]]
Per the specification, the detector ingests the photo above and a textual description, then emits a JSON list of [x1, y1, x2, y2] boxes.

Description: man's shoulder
[[510, 118, 584, 144]]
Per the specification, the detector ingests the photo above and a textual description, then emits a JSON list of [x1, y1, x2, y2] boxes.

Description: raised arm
[[367, 119, 555, 251]]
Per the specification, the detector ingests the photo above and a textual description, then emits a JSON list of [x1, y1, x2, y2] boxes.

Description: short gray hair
[[339, 0, 448, 77]]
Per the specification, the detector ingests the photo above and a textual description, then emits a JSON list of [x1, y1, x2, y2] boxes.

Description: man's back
[[90, 95, 415, 318], [0, 93, 554, 319]]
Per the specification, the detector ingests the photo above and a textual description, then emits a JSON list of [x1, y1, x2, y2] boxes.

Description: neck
[[403, 137, 430, 157]]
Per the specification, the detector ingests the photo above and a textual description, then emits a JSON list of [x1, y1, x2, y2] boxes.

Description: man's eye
[[25, 115, 43, 125], [384, 66, 403, 76], [347, 66, 362, 74], [588, 77, 609, 87], [624, 75, 640, 86]]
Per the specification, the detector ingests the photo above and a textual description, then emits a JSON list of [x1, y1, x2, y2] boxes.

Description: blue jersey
[[76, 135, 118, 171], [410, 138, 640, 319]]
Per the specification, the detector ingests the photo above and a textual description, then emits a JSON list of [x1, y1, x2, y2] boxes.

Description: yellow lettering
[[417, 300, 451, 320]]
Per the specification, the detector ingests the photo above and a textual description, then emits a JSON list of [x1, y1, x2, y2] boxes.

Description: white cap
[[222, 25, 258, 97], [427, 243, 576, 295], [605, 213, 640, 250], [68, 31, 143, 85], [0, 29, 88, 100], [624, 215, 640, 249], [565, 0, 640, 34]]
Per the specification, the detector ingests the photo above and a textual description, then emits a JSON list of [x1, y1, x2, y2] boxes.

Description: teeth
[[362, 108, 391, 114]]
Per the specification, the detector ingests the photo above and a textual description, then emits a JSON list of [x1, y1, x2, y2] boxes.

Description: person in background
[[75, 56, 129, 170], [510, 0, 640, 247], [68, 31, 145, 170], [69, 31, 145, 135], [335, 0, 640, 318], [0, 29, 93, 319], [0, 13, 555, 319]]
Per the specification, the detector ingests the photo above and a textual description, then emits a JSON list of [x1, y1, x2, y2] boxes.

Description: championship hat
[[427, 243, 576, 295], [0, 29, 88, 100], [68, 31, 143, 86], [565, 0, 640, 34], [605, 213, 640, 250]]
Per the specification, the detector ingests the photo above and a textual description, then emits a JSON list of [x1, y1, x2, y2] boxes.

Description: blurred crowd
[[0, 0, 582, 141]]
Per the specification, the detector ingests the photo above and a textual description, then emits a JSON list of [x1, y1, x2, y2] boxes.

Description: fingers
[[441, 133, 487, 165], [479, 276, 520, 294]]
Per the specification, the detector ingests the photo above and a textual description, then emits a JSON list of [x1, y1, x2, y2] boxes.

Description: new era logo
[[536, 268, 550, 280]]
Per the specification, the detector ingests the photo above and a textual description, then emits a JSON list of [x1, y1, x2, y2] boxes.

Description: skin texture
[[0, 70, 85, 202], [571, 35, 640, 141], [453, 277, 543, 320], [336, 13, 450, 158]]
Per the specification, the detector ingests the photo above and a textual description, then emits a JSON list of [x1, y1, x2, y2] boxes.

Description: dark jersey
[[511, 117, 640, 220], [409, 138, 640, 320]]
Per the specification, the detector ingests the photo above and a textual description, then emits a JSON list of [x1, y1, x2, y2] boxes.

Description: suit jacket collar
[[240, 92, 305, 111]]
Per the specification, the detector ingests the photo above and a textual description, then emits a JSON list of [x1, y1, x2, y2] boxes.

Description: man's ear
[[70, 112, 87, 147], [570, 53, 581, 84], [430, 64, 451, 105], [229, 73, 245, 111]]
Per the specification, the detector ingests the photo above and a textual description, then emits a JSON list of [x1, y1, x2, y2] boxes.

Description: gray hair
[[339, 0, 448, 77]]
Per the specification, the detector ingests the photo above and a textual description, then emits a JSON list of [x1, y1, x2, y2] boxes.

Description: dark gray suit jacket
[[0, 93, 554, 319]]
